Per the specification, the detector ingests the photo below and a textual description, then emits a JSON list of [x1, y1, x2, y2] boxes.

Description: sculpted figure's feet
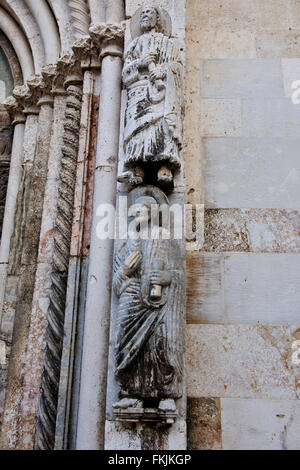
[[158, 399, 177, 413], [117, 166, 144, 187], [157, 165, 174, 188], [113, 397, 143, 410]]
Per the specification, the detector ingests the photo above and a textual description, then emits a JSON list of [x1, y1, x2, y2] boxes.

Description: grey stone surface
[[201, 59, 284, 99], [221, 398, 300, 450], [200, 99, 242, 137], [187, 253, 300, 325], [203, 137, 300, 209], [187, 324, 297, 399], [105, 419, 186, 450], [242, 98, 300, 138], [281, 59, 300, 99]]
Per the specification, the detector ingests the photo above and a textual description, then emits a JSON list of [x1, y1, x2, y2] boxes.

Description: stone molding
[[68, 0, 91, 39], [3, 23, 124, 123]]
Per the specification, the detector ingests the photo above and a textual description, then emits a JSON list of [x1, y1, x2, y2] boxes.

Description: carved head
[[140, 6, 160, 32], [129, 196, 158, 229]]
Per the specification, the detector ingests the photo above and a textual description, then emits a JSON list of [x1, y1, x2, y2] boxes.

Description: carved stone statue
[[118, 6, 183, 190], [112, 186, 184, 421]]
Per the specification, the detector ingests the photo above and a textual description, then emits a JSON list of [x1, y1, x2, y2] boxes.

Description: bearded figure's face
[[140, 7, 158, 32]]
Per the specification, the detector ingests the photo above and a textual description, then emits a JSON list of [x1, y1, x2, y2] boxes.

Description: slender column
[[76, 2, 125, 450], [0, 113, 25, 321]]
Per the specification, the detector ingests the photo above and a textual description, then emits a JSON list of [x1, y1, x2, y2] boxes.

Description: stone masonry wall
[[186, 0, 300, 450]]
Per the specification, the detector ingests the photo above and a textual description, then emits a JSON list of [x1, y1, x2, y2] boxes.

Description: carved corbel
[[89, 22, 126, 60]]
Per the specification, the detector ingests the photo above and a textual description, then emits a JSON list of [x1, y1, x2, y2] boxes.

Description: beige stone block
[[208, 0, 259, 31], [221, 398, 300, 450], [193, 30, 256, 59], [187, 398, 222, 450], [202, 209, 300, 253], [187, 324, 297, 399], [188, 0, 289, 32], [200, 99, 242, 137], [288, 0, 300, 29], [256, 31, 300, 58], [253, 0, 290, 31]]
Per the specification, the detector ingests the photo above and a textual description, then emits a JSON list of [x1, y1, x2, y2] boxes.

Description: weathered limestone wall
[[186, 0, 300, 450]]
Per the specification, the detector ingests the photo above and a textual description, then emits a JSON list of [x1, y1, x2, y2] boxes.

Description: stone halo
[[130, 6, 172, 39], [128, 185, 169, 208]]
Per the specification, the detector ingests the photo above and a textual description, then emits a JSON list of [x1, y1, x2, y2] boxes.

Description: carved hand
[[150, 270, 172, 287], [149, 66, 166, 82], [124, 251, 142, 276], [139, 52, 157, 69]]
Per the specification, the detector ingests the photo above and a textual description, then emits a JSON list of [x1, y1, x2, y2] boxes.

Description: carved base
[[114, 407, 178, 424]]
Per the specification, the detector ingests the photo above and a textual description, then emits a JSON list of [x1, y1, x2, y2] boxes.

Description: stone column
[[0, 106, 25, 321], [76, 5, 125, 450]]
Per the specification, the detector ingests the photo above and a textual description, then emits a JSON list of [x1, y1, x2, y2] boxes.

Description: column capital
[[89, 22, 126, 59]]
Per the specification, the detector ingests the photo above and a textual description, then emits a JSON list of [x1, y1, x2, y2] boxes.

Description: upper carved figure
[[118, 6, 183, 190]]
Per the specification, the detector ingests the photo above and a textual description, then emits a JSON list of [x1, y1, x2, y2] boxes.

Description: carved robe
[[113, 229, 184, 399], [122, 32, 183, 173]]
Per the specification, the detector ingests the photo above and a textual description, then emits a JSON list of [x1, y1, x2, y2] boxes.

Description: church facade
[[0, 0, 299, 450]]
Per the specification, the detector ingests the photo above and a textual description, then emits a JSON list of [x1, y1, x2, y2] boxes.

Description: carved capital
[[72, 35, 100, 69], [57, 51, 83, 89], [13, 84, 40, 115], [42, 64, 65, 98], [3, 96, 25, 125], [27, 75, 54, 107], [89, 22, 126, 59]]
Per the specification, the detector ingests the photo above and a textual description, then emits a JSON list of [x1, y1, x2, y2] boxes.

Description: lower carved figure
[[112, 187, 184, 419]]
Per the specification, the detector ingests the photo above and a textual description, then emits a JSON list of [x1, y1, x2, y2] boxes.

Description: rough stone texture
[[256, 31, 300, 59], [187, 324, 298, 400], [202, 209, 300, 253], [105, 419, 186, 450], [187, 253, 300, 325], [187, 398, 221, 450], [221, 398, 300, 450]]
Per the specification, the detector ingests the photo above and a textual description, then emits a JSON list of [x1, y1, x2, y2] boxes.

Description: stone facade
[[0, 0, 298, 451], [186, 0, 300, 450]]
